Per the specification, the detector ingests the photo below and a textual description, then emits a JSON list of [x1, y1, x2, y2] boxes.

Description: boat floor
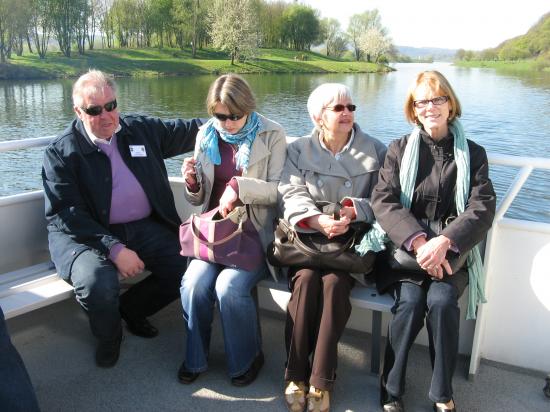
[[7, 299, 549, 412]]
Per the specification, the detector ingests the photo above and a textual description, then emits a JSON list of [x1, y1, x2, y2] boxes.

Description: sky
[[299, 0, 549, 50]]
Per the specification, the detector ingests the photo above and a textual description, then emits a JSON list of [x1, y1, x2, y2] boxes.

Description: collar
[[85, 123, 122, 146], [318, 128, 355, 158]]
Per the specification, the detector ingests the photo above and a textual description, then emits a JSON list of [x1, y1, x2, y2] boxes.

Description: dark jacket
[[42, 115, 202, 279], [372, 129, 496, 292]]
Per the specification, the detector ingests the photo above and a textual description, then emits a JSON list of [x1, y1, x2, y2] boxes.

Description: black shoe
[[231, 351, 264, 387], [433, 401, 456, 412], [120, 308, 158, 338], [177, 361, 200, 384], [95, 334, 122, 368], [380, 378, 404, 412]]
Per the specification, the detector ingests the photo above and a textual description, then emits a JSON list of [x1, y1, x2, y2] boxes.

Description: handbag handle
[[189, 212, 244, 246], [281, 219, 355, 258]]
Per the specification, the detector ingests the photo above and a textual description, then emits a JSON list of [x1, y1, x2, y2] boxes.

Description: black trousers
[[284, 267, 354, 391], [69, 217, 187, 342], [382, 277, 464, 403]]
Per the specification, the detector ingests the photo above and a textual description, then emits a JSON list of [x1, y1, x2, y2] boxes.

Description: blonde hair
[[206, 74, 256, 116], [404, 70, 461, 124], [307, 83, 352, 129], [72, 70, 117, 108]]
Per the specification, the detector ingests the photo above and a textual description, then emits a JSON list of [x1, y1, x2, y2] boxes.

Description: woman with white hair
[[278, 83, 386, 412]]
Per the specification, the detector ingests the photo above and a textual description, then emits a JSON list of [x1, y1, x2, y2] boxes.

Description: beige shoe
[[306, 385, 330, 412], [284, 381, 307, 412]]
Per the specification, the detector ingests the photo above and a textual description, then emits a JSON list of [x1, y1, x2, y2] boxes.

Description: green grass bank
[[454, 58, 550, 73], [0, 47, 393, 80]]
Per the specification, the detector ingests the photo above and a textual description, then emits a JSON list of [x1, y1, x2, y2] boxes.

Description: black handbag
[[267, 202, 375, 274], [384, 217, 468, 275]]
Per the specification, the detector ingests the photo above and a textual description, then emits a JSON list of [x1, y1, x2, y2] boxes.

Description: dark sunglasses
[[81, 99, 118, 116], [413, 96, 449, 108], [325, 104, 357, 112], [213, 112, 244, 122]]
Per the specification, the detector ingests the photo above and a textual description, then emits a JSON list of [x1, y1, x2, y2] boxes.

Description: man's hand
[[415, 235, 453, 278], [113, 247, 145, 279]]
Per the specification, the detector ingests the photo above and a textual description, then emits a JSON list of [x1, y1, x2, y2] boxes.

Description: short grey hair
[[72, 70, 117, 108], [306, 83, 352, 129]]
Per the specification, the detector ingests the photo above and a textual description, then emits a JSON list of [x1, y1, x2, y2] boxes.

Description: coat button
[[317, 179, 324, 188], [344, 181, 352, 188], [101, 209, 107, 215]]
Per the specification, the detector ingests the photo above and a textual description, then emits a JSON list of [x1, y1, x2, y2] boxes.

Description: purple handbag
[[179, 206, 264, 271]]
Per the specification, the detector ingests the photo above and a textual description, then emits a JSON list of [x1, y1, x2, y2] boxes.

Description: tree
[[30, 0, 51, 58], [50, 0, 81, 57], [257, 0, 287, 48], [209, 0, 259, 65], [281, 4, 319, 51], [358, 27, 391, 63], [347, 9, 387, 61], [320, 18, 344, 57]]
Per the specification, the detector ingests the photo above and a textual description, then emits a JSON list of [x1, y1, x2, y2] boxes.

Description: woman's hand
[[306, 214, 350, 239], [339, 205, 356, 221], [182, 157, 197, 185], [219, 185, 239, 218], [415, 235, 453, 278]]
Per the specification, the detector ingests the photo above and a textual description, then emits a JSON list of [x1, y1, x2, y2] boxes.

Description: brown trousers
[[284, 267, 354, 390]]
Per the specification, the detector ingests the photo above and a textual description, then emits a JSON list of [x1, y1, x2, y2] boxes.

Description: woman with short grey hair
[[279, 83, 386, 412]]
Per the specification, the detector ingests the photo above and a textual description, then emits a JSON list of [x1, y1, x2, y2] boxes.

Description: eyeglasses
[[413, 96, 449, 108], [324, 104, 357, 112], [81, 99, 118, 116], [213, 113, 244, 122]]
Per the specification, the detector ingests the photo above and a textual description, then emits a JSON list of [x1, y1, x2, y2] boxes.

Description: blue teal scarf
[[355, 120, 486, 319], [200, 111, 262, 172]]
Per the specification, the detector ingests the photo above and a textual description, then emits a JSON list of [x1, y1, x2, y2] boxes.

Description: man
[[0, 306, 41, 411], [42, 70, 201, 367]]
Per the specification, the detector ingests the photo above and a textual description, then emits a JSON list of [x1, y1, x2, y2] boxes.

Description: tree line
[[0, 0, 394, 65]]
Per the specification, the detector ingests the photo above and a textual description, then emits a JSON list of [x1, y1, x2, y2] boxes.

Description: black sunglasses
[[81, 99, 118, 116], [325, 104, 357, 112], [213, 112, 244, 122]]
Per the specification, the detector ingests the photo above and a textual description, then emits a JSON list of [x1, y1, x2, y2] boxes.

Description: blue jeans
[[180, 259, 266, 377], [69, 217, 187, 342], [0, 306, 41, 412], [383, 280, 461, 403]]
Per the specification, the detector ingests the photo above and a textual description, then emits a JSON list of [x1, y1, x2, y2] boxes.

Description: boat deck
[[7, 299, 549, 412]]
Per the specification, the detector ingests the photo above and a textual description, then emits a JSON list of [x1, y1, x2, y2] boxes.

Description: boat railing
[[2, 137, 550, 376]]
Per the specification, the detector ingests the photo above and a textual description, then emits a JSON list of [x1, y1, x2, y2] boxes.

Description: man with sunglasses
[[42, 70, 202, 368]]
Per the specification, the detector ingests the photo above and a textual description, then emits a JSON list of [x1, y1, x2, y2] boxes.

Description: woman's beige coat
[[279, 124, 387, 231], [184, 113, 287, 253]]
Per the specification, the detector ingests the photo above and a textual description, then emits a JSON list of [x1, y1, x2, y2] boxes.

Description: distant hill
[[396, 46, 457, 62], [492, 12, 550, 59]]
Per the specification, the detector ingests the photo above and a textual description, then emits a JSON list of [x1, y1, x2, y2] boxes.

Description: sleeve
[[278, 140, 322, 228], [42, 146, 121, 256], [151, 117, 204, 159], [371, 139, 425, 247], [441, 143, 496, 253], [234, 128, 287, 206]]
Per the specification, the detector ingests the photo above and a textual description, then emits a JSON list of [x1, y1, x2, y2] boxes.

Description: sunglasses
[[213, 113, 244, 122], [324, 104, 357, 112], [413, 96, 449, 108], [81, 99, 118, 116]]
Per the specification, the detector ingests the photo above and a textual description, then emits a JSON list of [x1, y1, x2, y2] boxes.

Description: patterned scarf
[[355, 119, 486, 319], [200, 111, 262, 172]]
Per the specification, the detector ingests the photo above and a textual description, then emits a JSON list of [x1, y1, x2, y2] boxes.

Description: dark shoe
[[231, 351, 264, 387], [120, 308, 158, 338], [177, 361, 200, 384], [433, 400, 456, 412], [95, 334, 122, 368], [380, 378, 404, 412]]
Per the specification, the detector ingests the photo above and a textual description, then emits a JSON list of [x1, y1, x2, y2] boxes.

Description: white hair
[[306, 83, 352, 129], [72, 70, 117, 108]]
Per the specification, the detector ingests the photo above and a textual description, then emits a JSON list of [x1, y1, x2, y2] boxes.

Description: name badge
[[129, 145, 147, 157]]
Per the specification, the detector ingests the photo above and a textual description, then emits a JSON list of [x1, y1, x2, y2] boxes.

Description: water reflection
[[1, 64, 550, 223]]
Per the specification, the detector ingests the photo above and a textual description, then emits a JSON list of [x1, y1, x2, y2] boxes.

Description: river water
[[1, 63, 549, 223]]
